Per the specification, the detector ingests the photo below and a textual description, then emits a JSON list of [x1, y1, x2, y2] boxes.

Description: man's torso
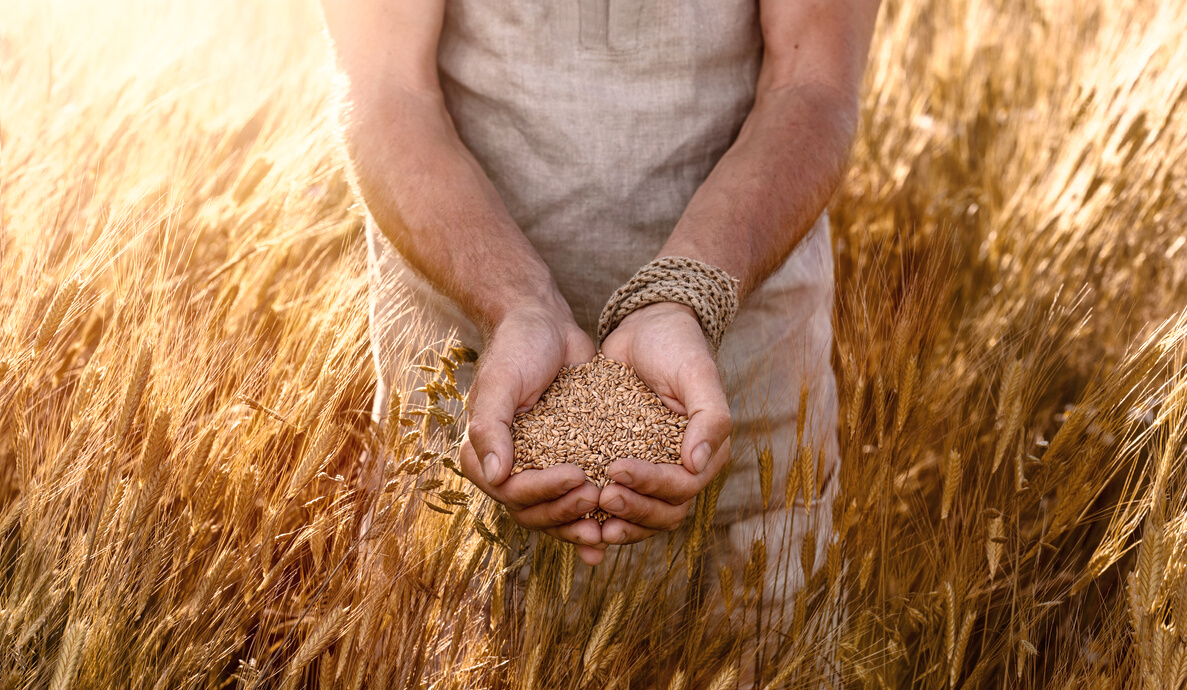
[[437, 0, 763, 332]]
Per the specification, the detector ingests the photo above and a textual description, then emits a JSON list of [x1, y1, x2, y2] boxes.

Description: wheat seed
[[511, 354, 686, 522]]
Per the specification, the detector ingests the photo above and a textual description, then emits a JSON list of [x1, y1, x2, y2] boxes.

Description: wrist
[[484, 285, 575, 336], [618, 301, 696, 327], [597, 256, 741, 354]]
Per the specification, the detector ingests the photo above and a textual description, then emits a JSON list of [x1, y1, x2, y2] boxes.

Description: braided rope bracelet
[[596, 256, 741, 354]]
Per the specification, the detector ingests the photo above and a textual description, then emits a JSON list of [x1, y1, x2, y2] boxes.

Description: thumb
[[466, 364, 519, 487], [564, 328, 597, 367], [677, 356, 732, 475]]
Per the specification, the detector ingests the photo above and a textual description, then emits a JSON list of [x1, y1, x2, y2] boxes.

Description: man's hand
[[597, 302, 733, 545], [458, 305, 608, 565]]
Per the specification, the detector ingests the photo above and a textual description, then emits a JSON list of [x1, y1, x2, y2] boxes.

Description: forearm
[[340, 85, 569, 336], [660, 81, 858, 299]]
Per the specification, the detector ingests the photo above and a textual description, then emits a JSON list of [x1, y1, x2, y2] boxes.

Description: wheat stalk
[[135, 406, 172, 523], [706, 660, 738, 690], [743, 538, 767, 594], [559, 542, 575, 601], [847, 373, 865, 439], [582, 591, 625, 683], [758, 444, 773, 510], [1138, 511, 1167, 615], [874, 374, 887, 446], [987, 514, 1004, 580], [286, 605, 348, 681], [798, 441, 815, 512], [941, 449, 961, 520], [801, 526, 817, 583], [34, 277, 81, 351], [992, 359, 1023, 474], [520, 642, 543, 690], [951, 610, 975, 688], [49, 619, 89, 690], [894, 355, 918, 434], [719, 564, 735, 616], [944, 581, 958, 667], [114, 341, 153, 442], [665, 669, 687, 690]]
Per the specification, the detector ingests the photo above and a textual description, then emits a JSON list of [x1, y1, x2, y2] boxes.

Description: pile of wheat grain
[[511, 354, 686, 520]]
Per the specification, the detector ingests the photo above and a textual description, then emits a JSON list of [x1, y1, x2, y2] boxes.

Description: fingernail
[[692, 442, 712, 473], [610, 468, 633, 485], [482, 453, 499, 484], [576, 498, 596, 513], [605, 496, 626, 514]]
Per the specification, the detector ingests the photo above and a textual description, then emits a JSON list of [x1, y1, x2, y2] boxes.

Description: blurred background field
[[2, 0, 1187, 687]]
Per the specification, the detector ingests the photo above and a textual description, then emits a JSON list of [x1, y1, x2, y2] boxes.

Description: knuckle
[[458, 460, 480, 484], [657, 506, 686, 531], [562, 526, 588, 545], [458, 442, 479, 470], [467, 419, 496, 444], [614, 527, 637, 544], [645, 467, 680, 493], [627, 528, 651, 544], [669, 487, 697, 506], [622, 503, 648, 523], [461, 468, 487, 490], [499, 491, 527, 513], [546, 500, 570, 526], [713, 409, 734, 435]]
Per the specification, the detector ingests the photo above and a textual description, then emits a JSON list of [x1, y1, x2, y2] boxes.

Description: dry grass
[[2, 0, 1187, 687]]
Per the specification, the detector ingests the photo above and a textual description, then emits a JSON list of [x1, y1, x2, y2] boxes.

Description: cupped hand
[[458, 305, 607, 565], [597, 301, 733, 545]]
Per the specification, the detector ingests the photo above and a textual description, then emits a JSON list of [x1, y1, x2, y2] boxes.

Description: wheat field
[[2, 0, 1187, 687]]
